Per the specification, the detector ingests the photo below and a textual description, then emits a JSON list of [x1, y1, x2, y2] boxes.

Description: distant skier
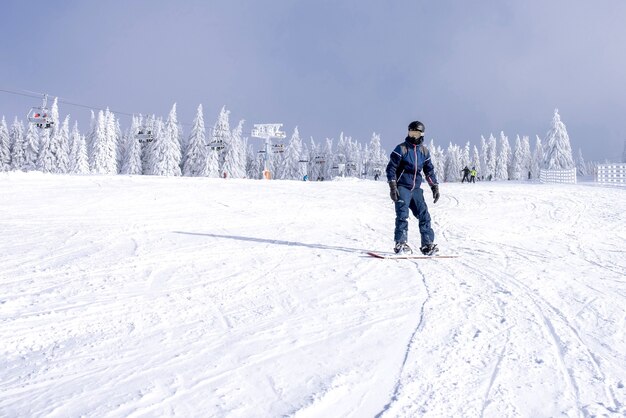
[[386, 120, 440, 255], [461, 166, 471, 183], [470, 167, 477, 183]]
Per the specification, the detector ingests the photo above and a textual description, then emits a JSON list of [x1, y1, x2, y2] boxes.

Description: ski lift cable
[[0, 86, 286, 136]]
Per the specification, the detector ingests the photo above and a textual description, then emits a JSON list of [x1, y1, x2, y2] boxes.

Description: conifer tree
[[530, 135, 543, 180], [486, 134, 497, 180], [211, 106, 231, 174], [91, 110, 117, 174], [69, 122, 89, 174], [54, 116, 71, 173], [9, 118, 26, 171], [223, 120, 246, 178], [471, 145, 481, 176], [36, 128, 55, 173], [495, 132, 510, 180], [577, 149, 588, 176], [183, 105, 208, 177], [480, 135, 488, 176], [0, 117, 10, 171], [366, 132, 385, 178], [246, 142, 262, 179], [150, 113, 182, 176], [543, 109, 575, 169], [445, 143, 462, 182], [521, 136, 532, 180], [203, 148, 220, 177], [23, 123, 39, 171], [511, 135, 523, 180], [462, 142, 470, 168], [165, 103, 182, 174], [281, 127, 304, 180], [120, 118, 142, 175], [428, 139, 445, 181]]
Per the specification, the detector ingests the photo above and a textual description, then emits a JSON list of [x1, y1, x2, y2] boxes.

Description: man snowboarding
[[386, 120, 440, 255]]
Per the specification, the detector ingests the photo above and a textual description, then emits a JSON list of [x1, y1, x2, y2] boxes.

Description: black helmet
[[408, 120, 425, 132]]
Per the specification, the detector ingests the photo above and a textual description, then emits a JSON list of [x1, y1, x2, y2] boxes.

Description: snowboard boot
[[420, 243, 439, 256], [394, 242, 413, 254]]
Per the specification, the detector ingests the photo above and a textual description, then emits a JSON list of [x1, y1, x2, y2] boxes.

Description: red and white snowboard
[[366, 251, 458, 260]]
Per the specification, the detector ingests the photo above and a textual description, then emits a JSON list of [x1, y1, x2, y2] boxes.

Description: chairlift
[[298, 158, 309, 163], [346, 162, 357, 170], [137, 129, 154, 143], [27, 94, 54, 129], [208, 139, 225, 150], [272, 143, 285, 153], [314, 155, 325, 164]]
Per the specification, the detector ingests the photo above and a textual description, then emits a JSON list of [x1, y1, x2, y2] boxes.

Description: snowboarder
[[386, 120, 440, 255], [461, 166, 471, 183], [470, 167, 477, 183]]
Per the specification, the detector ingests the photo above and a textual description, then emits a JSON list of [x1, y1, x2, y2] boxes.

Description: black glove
[[389, 181, 399, 202], [431, 184, 440, 204]]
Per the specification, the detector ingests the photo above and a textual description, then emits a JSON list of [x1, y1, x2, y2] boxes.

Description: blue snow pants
[[394, 186, 434, 247]]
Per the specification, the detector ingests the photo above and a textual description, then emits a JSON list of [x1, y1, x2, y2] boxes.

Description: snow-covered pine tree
[[120, 118, 142, 175], [428, 139, 445, 182], [105, 109, 119, 173], [462, 142, 470, 168], [183, 105, 208, 177], [9, 118, 26, 171], [530, 135, 543, 180], [211, 106, 231, 175], [140, 114, 158, 174], [495, 132, 510, 180], [36, 128, 55, 173], [511, 135, 523, 180], [486, 134, 497, 180], [321, 138, 333, 180], [165, 103, 182, 175], [471, 145, 481, 176], [246, 142, 262, 179], [69, 122, 89, 174], [0, 117, 10, 171], [55, 116, 71, 173], [203, 148, 220, 178], [90, 110, 117, 174], [480, 135, 488, 177], [115, 118, 123, 173], [543, 109, 575, 169], [149, 113, 182, 176], [281, 127, 304, 180], [445, 143, 462, 182], [577, 148, 587, 176], [86, 110, 96, 158], [23, 122, 39, 171], [521, 136, 532, 180], [366, 132, 385, 178], [222, 120, 246, 178]]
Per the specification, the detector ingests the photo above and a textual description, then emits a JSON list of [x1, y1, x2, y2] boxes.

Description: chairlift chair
[[209, 139, 225, 150], [27, 95, 54, 129], [137, 129, 154, 143]]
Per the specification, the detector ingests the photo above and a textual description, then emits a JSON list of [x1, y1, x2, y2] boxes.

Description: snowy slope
[[1, 173, 625, 417]]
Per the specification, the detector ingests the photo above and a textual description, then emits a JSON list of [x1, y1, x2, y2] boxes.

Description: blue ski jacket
[[386, 138, 438, 190]]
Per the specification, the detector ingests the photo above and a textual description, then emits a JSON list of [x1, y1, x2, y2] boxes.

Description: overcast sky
[[1, 0, 625, 161]]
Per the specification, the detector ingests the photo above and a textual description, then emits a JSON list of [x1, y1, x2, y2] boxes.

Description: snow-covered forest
[[0, 101, 599, 181]]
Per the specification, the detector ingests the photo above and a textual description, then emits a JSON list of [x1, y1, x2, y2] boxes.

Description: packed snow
[[1, 172, 625, 417]]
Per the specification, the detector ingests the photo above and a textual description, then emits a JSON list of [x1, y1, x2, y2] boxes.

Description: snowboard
[[366, 251, 459, 260]]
